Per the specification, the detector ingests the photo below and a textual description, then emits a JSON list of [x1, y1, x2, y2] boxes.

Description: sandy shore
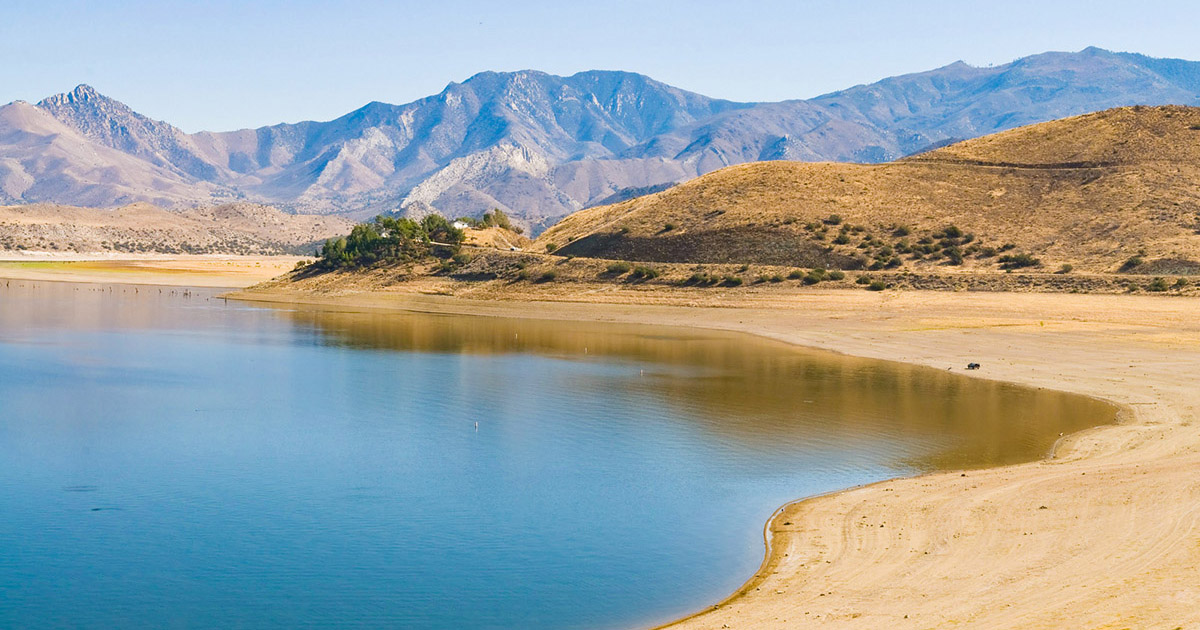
[[228, 284, 1200, 629], [0, 254, 308, 288]]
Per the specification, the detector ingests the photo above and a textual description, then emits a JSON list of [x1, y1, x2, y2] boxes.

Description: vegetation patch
[[629, 265, 661, 280], [604, 261, 632, 275], [316, 215, 464, 269], [998, 252, 1042, 270]]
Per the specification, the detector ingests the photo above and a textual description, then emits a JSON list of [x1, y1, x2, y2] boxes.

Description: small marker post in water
[[475, 421, 479, 432]]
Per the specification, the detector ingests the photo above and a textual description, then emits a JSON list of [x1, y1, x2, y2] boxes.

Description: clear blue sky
[[4, 0, 1199, 132]]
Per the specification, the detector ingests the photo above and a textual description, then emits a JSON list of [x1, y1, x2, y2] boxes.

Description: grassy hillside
[[538, 106, 1200, 274]]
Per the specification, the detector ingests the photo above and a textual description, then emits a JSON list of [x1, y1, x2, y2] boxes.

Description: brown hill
[[0, 202, 354, 255], [538, 106, 1200, 274]]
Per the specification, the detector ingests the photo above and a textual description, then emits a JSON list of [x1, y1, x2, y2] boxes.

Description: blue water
[[0, 281, 1113, 629]]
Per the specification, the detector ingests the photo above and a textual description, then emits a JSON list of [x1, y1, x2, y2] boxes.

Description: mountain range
[[4, 47, 1200, 232]]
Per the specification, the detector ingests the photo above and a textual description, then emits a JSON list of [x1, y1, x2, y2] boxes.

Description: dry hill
[[538, 106, 1200, 274], [0, 202, 354, 255]]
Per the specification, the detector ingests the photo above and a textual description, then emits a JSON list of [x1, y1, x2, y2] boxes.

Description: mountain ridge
[[6, 48, 1200, 232]]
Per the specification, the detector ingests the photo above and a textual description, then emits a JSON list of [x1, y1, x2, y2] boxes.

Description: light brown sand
[[229, 284, 1200, 629], [0, 254, 307, 288]]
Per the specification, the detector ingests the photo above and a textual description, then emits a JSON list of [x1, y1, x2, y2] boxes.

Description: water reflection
[[279, 305, 1115, 471]]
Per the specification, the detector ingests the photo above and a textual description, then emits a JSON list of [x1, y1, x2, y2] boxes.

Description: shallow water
[[0, 281, 1115, 629]]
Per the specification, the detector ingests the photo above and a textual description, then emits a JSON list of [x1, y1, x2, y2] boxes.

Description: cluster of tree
[[318, 214, 465, 269], [454, 208, 523, 234]]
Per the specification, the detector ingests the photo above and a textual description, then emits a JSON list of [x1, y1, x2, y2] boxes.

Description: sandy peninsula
[[228, 281, 1200, 630], [0, 253, 308, 288]]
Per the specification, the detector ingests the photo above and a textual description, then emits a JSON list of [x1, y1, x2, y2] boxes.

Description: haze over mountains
[[4, 47, 1200, 232]]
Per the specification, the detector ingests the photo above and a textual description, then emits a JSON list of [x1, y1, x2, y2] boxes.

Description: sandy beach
[[0, 254, 308, 288], [226, 283, 1200, 629]]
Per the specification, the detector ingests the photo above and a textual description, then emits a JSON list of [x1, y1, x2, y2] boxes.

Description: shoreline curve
[[226, 286, 1200, 630]]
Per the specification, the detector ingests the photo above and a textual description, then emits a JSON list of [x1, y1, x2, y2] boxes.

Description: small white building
[[452, 220, 470, 230]]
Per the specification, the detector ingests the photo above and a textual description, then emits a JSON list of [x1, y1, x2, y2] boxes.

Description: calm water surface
[[0, 281, 1115, 629]]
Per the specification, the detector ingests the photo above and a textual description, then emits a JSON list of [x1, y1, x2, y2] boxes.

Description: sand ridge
[[227, 285, 1200, 630]]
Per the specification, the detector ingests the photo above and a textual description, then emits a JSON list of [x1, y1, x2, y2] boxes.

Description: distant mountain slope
[[5, 48, 1200, 232], [539, 106, 1200, 273], [0, 202, 352, 255]]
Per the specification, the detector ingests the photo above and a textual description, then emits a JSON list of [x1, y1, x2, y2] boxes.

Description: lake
[[0, 280, 1115, 629]]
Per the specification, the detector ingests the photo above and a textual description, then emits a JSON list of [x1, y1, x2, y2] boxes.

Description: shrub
[[1147, 277, 1169, 292], [1119, 255, 1144, 272], [517, 269, 531, 281], [998, 252, 1041, 269], [944, 246, 964, 265], [867, 280, 887, 291], [787, 269, 805, 279], [684, 272, 719, 286], [824, 214, 843, 225], [479, 208, 514, 231], [1056, 264, 1074, 274], [722, 275, 744, 286], [545, 243, 559, 253], [828, 270, 846, 280], [539, 270, 558, 282], [893, 225, 911, 237], [833, 233, 851, 245], [941, 225, 963, 239], [452, 252, 472, 265], [855, 274, 872, 285], [630, 265, 660, 280], [801, 272, 822, 285], [737, 264, 750, 273], [768, 274, 784, 283], [662, 223, 677, 232], [605, 261, 632, 274], [1174, 277, 1190, 289]]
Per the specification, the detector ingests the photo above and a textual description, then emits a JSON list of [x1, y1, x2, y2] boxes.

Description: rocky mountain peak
[[39, 84, 116, 112], [35, 84, 219, 181]]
